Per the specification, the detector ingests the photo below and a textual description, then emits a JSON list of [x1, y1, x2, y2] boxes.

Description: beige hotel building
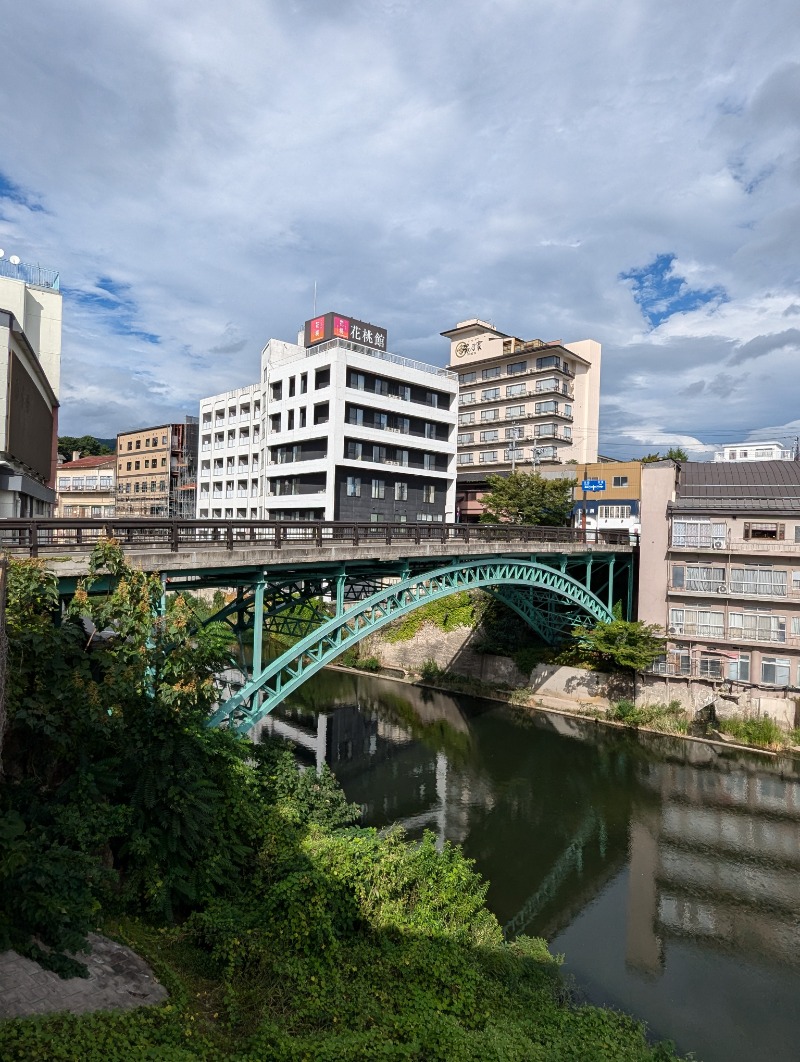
[[442, 319, 600, 521]]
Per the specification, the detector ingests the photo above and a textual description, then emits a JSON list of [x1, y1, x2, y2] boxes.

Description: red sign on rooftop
[[304, 312, 387, 352]]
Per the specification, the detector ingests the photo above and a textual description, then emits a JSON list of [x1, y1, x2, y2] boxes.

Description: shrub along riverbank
[[1, 545, 688, 1060]]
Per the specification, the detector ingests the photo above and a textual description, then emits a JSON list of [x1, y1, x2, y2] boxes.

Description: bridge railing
[[0, 518, 638, 558]]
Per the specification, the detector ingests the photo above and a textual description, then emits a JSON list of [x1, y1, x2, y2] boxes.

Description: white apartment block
[[197, 313, 458, 523], [713, 441, 794, 463], [198, 384, 263, 519]]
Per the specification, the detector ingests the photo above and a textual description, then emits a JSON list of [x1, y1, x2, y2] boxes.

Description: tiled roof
[[59, 455, 116, 470], [671, 460, 800, 513]]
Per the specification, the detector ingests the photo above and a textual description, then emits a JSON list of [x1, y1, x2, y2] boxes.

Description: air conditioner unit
[[717, 584, 728, 593], [713, 539, 725, 549], [668, 625, 683, 635]]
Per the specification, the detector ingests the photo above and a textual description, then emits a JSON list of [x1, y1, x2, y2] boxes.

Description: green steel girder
[[207, 556, 615, 733]]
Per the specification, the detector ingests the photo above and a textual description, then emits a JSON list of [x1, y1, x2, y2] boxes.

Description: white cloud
[[0, 0, 799, 452]]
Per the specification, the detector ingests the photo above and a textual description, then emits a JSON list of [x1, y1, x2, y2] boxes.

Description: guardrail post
[[171, 520, 180, 552], [353, 524, 359, 547], [226, 524, 234, 551], [315, 523, 322, 547], [275, 523, 282, 549], [414, 524, 421, 545], [30, 521, 38, 558]]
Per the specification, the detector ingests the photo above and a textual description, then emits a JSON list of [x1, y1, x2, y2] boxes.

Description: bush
[[717, 713, 786, 748], [420, 659, 442, 682]]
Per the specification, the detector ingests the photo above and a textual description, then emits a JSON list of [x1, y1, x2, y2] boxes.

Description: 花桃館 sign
[[304, 312, 388, 352]]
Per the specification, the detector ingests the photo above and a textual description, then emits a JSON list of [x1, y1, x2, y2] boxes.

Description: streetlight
[[509, 423, 524, 473]]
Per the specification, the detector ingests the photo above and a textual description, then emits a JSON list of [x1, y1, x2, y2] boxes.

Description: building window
[[480, 430, 499, 442], [669, 608, 724, 638], [482, 366, 501, 380], [346, 441, 363, 460], [671, 520, 727, 549], [480, 451, 498, 463], [346, 477, 361, 497], [481, 388, 500, 401], [730, 568, 787, 596], [506, 405, 525, 419], [612, 475, 628, 488], [507, 360, 527, 375], [457, 453, 474, 464], [134, 461, 140, 470], [458, 372, 477, 384], [761, 657, 790, 685], [370, 513, 384, 523], [145, 438, 150, 447], [506, 383, 526, 398], [457, 433, 474, 445], [744, 522, 784, 540], [598, 505, 632, 520], [728, 653, 750, 682], [458, 412, 475, 425], [480, 409, 499, 422], [127, 441, 132, 450], [371, 478, 385, 499], [536, 355, 561, 371], [698, 655, 723, 678], [423, 484, 435, 504], [135, 440, 141, 450], [729, 611, 786, 643], [395, 482, 407, 501], [126, 461, 132, 471], [459, 392, 476, 405]]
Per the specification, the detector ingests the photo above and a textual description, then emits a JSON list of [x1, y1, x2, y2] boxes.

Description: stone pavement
[[0, 933, 167, 1019]]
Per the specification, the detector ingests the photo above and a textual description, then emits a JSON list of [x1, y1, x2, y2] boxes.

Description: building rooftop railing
[[0, 258, 60, 291], [313, 337, 458, 382]]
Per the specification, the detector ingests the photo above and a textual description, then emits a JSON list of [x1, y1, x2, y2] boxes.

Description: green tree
[[58, 435, 113, 458], [570, 614, 666, 672], [479, 470, 574, 525], [665, 446, 688, 462]]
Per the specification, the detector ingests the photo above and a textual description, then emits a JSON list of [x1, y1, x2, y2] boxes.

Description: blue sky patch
[[0, 171, 45, 212], [65, 276, 160, 345], [619, 253, 728, 328]]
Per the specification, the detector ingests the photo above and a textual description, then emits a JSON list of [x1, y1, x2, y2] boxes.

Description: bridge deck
[[0, 518, 635, 580]]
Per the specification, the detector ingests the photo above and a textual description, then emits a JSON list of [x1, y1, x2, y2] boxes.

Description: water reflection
[[253, 670, 800, 1062]]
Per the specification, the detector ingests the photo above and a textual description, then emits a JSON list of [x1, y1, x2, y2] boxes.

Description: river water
[[252, 668, 800, 1062]]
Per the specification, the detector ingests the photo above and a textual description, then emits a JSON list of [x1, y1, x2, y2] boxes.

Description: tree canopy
[[637, 447, 687, 463], [58, 434, 114, 458], [570, 613, 666, 672], [479, 470, 574, 525]]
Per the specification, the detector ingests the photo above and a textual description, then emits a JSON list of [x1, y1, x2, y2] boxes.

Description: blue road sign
[[581, 479, 606, 491]]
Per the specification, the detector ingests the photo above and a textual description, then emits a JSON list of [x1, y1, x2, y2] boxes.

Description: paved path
[[0, 933, 167, 1019]]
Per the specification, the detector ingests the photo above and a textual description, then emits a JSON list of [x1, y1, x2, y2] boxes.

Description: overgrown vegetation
[[0, 543, 687, 1060], [605, 699, 689, 734], [569, 607, 666, 673], [382, 590, 478, 642], [715, 713, 800, 749]]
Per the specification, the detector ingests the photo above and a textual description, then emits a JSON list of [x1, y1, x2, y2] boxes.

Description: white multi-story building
[[713, 441, 794, 463], [197, 384, 262, 519], [0, 257, 62, 516], [197, 312, 458, 523]]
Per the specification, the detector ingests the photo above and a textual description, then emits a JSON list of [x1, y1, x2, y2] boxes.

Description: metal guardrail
[[0, 519, 638, 558]]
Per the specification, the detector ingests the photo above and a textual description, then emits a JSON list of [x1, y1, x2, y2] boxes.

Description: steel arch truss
[[207, 556, 617, 733]]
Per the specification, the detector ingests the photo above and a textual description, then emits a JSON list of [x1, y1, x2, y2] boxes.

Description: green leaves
[[479, 471, 574, 526], [570, 618, 666, 672]]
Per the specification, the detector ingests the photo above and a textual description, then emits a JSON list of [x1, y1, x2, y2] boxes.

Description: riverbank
[[329, 662, 795, 758]]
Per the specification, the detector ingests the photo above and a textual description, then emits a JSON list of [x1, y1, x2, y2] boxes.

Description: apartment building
[[639, 461, 800, 690], [56, 454, 115, 517], [713, 440, 794, 462], [442, 319, 599, 522], [0, 257, 62, 516], [197, 384, 262, 519], [196, 312, 458, 524], [572, 460, 643, 538], [116, 418, 198, 518]]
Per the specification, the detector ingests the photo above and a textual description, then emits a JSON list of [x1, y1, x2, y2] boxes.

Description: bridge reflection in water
[[259, 669, 800, 1062]]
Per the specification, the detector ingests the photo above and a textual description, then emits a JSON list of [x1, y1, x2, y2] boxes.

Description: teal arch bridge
[[0, 517, 635, 733]]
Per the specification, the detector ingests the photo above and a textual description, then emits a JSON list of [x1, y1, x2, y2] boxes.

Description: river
[[251, 668, 800, 1062]]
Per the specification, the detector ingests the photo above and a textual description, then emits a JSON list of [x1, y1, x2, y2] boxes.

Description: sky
[[2, 0, 800, 459]]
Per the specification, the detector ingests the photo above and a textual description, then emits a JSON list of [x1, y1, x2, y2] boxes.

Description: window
[[135, 440, 141, 450], [534, 423, 557, 437], [126, 461, 132, 471], [480, 430, 499, 442], [728, 653, 750, 682], [395, 482, 407, 501], [349, 407, 364, 426], [457, 453, 474, 464], [671, 519, 727, 548], [161, 458, 167, 467], [350, 372, 365, 391], [346, 477, 361, 497], [672, 564, 724, 590], [458, 371, 477, 384], [300, 373, 307, 394], [507, 360, 527, 375], [425, 391, 439, 408], [134, 460, 140, 470], [480, 451, 498, 463], [761, 657, 790, 685], [730, 568, 787, 596], [145, 438, 150, 447], [480, 409, 499, 422], [729, 612, 786, 643], [457, 433, 474, 445], [423, 484, 435, 504], [755, 448, 771, 457], [458, 412, 475, 425], [482, 366, 501, 380], [598, 505, 632, 520], [698, 655, 723, 678], [315, 366, 331, 389], [506, 383, 526, 397], [371, 478, 385, 499], [144, 459, 149, 468], [346, 441, 363, 460], [369, 513, 384, 523], [535, 400, 557, 414], [669, 608, 724, 638], [536, 355, 561, 371], [612, 475, 629, 488], [459, 392, 476, 405], [506, 405, 525, 418], [481, 387, 500, 401], [372, 445, 386, 463], [744, 522, 784, 540], [127, 441, 133, 451], [793, 572, 800, 590], [424, 423, 436, 439], [289, 377, 296, 398], [375, 412, 388, 430]]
